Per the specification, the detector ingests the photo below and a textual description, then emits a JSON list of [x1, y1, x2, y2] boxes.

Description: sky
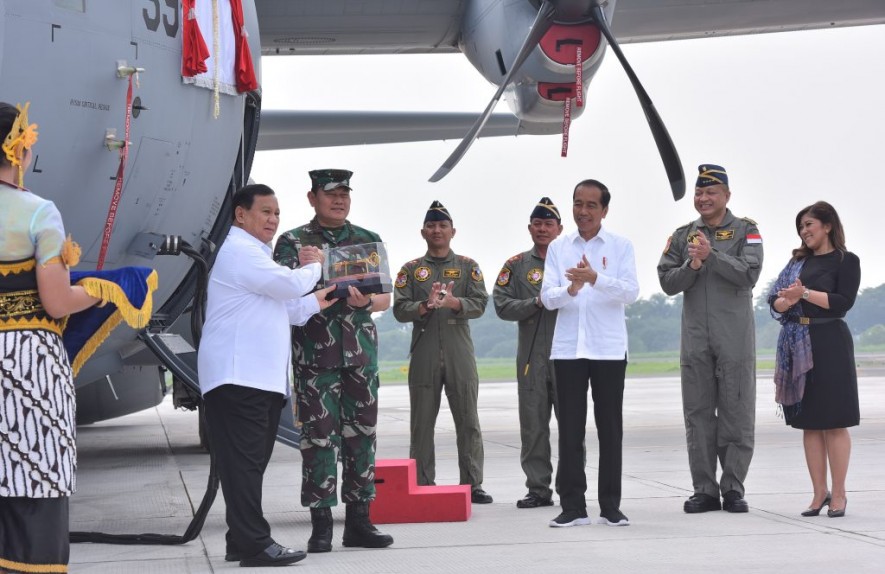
[[251, 24, 885, 300]]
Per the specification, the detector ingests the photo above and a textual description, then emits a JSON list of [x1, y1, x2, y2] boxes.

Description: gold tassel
[[68, 271, 158, 376]]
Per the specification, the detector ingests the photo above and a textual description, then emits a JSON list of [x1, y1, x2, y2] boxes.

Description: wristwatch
[[801, 288, 810, 300]]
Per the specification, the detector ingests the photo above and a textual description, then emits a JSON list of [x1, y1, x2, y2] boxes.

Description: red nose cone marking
[[539, 23, 601, 64]]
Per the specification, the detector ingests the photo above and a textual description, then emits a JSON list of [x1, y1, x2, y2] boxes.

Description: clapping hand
[[778, 279, 804, 307], [687, 232, 710, 269], [427, 281, 456, 310], [565, 254, 596, 294]]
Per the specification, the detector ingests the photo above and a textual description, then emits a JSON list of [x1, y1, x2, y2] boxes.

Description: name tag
[[715, 229, 735, 241], [443, 268, 461, 278]]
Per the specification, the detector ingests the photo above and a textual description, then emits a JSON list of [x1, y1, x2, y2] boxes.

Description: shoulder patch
[[506, 253, 523, 264], [496, 268, 511, 286], [742, 217, 758, 225], [395, 268, 408, 289], [471, 265, 484, 282]]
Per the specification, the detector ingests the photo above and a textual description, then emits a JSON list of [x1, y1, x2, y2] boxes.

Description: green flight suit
[[657, 209, 763, 498], [392, 250, 489, 487], [492, 247, 558, 500], [273, 218, 382, 508]]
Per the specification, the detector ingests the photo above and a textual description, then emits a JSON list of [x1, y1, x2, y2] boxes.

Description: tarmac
[[70, 375, 885, 573]]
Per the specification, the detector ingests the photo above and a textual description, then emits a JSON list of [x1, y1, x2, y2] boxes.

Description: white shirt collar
[[566, 226, 610, 244], [229, 225, 272, 254]]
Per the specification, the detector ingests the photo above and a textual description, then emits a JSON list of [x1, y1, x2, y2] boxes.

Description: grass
[[378, 353, 879, 385]]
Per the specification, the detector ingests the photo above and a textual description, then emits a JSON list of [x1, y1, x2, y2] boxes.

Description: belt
[[0, 289, 63, 335], [787, 316, 842, 325], [0, 289, 43, 318]]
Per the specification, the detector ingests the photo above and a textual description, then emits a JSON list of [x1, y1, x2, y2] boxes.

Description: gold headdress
[[2, 102, 39, 187]]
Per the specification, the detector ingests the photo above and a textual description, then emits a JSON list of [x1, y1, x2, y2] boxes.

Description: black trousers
[[203, 384, 285, 556], [553, 358, 626, 513]]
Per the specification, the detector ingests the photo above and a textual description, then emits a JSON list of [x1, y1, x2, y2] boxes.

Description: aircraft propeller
[[430, 0, 686, 201]]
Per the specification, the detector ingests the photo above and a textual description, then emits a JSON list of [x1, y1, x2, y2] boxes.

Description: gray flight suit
[[392, 250, 489, 487], [657, 209, 763, 498], [492, 248, 558, 500]]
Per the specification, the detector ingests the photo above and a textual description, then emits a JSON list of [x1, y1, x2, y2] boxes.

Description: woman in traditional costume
[[0, 101, 100, 574], [768, 201, 861, 519]]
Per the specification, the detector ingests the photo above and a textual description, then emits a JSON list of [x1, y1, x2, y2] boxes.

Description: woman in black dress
[[769, 201, 860, 518]]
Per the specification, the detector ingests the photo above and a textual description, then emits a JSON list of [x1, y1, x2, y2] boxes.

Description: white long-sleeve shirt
[[540, 227, 640, 360], [198, 226, 321, 396]]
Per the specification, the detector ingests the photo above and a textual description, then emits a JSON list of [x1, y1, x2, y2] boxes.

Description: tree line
[[375, 282, 885, 361]]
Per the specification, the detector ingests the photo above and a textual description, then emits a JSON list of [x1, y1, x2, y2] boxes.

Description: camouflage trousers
[[296, 364, 379, 508]]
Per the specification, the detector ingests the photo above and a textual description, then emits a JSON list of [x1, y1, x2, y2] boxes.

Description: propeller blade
[[429, 1, 556, 182], [591, 5, 685, 201]]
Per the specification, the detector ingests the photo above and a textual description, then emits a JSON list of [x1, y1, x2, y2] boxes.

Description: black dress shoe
[[239, 543, 307, 567], [516, 492, 553, 509], [801, 492, 831, 517], [471, 488, 493, 504], [683, 493, 721, 514], [827, 497, 847, 518], [722, 491, 749, 513]]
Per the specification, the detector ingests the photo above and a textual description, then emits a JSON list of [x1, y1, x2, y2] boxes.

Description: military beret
[[309, 169, 353, 191], [696, 164, 728, 188], [424, 200, 452, 223], [530, 196, 561, 222]]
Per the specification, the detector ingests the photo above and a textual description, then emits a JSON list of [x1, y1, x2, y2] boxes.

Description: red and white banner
[[181, 0, 257, 94]]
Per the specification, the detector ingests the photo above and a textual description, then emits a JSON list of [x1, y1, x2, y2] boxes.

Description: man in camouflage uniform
[[273, 169, 393, 553], [493, 197, 563, 509], [657, 164, 763, 515], [392, 201, 493, 504]]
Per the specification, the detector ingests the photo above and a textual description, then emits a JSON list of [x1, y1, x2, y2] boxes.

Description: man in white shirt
[[540, 179, 639, 528], [198, 184, 335, 568]]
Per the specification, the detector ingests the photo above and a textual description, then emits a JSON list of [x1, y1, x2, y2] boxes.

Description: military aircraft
[[1, 0, 882, 430]]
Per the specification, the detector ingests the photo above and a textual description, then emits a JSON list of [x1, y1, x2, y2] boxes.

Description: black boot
[[307, 507, 333, 553], [342, 502, 394, 548]]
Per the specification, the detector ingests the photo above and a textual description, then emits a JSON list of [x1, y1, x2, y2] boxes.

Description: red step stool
[[370, 459, 472, 524]]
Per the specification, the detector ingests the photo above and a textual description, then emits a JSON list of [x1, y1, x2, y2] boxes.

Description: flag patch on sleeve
[[746, 233, 762, 244]]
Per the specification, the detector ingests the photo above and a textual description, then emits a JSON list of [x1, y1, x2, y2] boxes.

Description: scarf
[[769, 258, 813, 414]]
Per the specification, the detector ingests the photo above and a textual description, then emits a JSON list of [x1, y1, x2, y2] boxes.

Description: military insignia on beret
[[715, 229, 735, 241], [527, 268, 543, 285], [443, 268, 462, 279], [471, 266, 483, 282], [496, 268, 511, 286], [395, 269, 408, 289], [414, 266, 431, 282]]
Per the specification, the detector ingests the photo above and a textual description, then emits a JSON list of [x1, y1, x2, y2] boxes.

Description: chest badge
[[527, 268, 543, 285], [414, 266, 431, 282], [715, 229, 735, 241], [443, 268, 462, 279]]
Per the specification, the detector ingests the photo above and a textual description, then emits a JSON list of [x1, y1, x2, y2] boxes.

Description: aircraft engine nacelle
[[459, 0, 616, 126]]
